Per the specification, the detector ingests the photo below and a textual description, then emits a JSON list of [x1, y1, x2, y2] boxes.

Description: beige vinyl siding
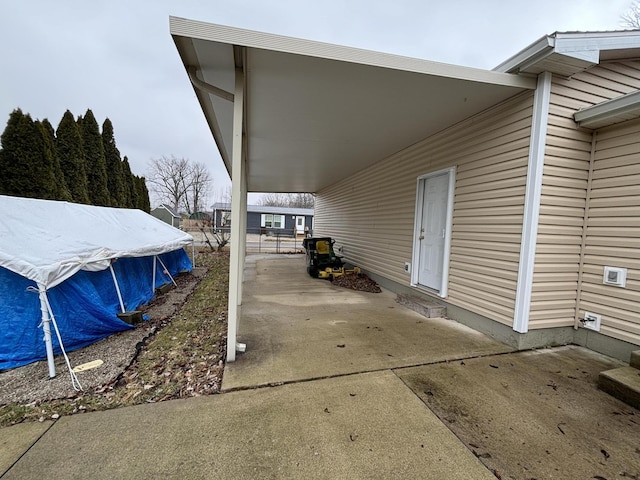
[[530, 61, 640, 329], [578, 120, 640, 346], [315, 92, 534, 326]]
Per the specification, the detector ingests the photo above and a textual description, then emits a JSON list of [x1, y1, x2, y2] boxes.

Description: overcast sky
[[0, 0, 634, 205]]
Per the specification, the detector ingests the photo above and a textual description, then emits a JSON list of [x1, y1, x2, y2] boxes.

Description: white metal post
[[109, 263, 126, 313], [227, 68, 245, 363], [152, 255, 157, 295], [38, 285, 56, 378], [238, 157, 248, 303]]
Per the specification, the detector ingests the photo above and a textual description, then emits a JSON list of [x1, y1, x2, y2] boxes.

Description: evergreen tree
[[122, 156, 135, 208], [39, 118, 71, 201], [101, 118, 125, 207], [136, 176, 151, 212], [56, 110, 90, 203], [79, 109, 110, 206], [0, 109, 57, 199]]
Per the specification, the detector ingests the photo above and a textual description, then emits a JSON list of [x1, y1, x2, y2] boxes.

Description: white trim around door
[[411, 166, 455, 298]]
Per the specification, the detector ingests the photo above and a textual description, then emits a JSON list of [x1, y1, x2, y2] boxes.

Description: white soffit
[[575, 90, 640, 129], [171, 17, 535, 193]]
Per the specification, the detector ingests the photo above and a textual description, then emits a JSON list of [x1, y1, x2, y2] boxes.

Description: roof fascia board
[[170, 16, 535, 90], [494, 35, 600, 74], [555, 30, 640, 50], [495, 30, 640, 75], [574, 90, 640, 127], [493, 35, 555, 73]]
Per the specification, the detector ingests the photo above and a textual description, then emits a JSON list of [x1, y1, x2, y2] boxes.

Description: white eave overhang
[[494, 30, 640, 77], [574, 90, 640, 129], [170, 17, 535, 193]]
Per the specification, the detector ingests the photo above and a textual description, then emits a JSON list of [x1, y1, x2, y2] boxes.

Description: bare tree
[[292, 193, 314, 209], [621, 1, 640, 28], [147, 156, 213, 214], [147, 156, 190, 211], [258, 192, 314, 209], [182, 161, 212, 215], [216, 185, 232, 205], [212, 185, 231, 251]]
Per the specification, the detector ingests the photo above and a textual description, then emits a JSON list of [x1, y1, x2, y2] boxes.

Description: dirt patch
[[332, 273, 381, 293], [396, 346, 640, 480]]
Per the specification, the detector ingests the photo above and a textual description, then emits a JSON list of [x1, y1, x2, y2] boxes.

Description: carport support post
[[238, 153, 248, 301], [227, 68, 246, 363]]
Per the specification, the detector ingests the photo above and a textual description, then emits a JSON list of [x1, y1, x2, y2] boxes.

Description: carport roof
[[170, 17, 536, 193]]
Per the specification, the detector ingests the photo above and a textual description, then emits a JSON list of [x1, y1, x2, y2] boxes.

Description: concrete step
[[630, 350, 640, 370], [396, 294, 446, 318], [598, 367, 640, 410]]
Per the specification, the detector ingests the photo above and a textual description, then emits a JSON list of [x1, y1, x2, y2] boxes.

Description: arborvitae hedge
[[102, 118, 125, 207], [0, 109, 58, 199], [56, 110, 90, 203], [79, 109, 110, 207], [40, 118, 72, 202], [0, 108, 150, 210]]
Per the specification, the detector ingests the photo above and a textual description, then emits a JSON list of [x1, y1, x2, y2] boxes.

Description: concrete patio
[[2, 255, 638, 479]]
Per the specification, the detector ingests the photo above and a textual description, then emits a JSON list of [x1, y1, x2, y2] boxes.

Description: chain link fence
[[182, 221, 307, 255]]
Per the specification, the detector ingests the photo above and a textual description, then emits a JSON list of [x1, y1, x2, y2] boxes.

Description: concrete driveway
[[223, 255, 514, 390], [3, 255, 638, 479]]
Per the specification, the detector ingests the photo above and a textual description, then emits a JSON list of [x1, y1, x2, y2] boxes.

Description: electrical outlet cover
[[583, 311, 601, 332]]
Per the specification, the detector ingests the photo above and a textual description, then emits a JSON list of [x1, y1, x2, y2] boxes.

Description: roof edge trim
[[170, 16, 535, 90], [494, 30, 640, 75], [493, 35, 555, 73], [574, 90, 640, 128]]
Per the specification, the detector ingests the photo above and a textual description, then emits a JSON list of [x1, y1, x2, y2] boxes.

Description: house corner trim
[[513, 71, 552, 333]]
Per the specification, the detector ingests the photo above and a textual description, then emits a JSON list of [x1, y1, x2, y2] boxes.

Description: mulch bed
[[331, 273, 381, 293]]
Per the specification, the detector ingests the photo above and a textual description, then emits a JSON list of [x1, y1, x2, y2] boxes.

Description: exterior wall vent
[[603, 266, 627, 288]]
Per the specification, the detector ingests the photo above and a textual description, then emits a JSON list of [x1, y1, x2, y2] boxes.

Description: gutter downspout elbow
[[187, 66, 234, 102]]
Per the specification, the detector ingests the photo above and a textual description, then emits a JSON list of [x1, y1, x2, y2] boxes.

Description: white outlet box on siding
[[583, 312, 601, 332]]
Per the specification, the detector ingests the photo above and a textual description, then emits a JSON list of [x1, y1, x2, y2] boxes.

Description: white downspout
[[513, 71, 552, 333]]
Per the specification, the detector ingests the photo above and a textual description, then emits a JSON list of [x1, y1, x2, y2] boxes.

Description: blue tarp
[[0, 249, 192, 370]]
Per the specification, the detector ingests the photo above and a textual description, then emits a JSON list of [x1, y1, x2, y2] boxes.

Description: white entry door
[[295, 216, 306, 235], [413, 169, 453, 294]]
